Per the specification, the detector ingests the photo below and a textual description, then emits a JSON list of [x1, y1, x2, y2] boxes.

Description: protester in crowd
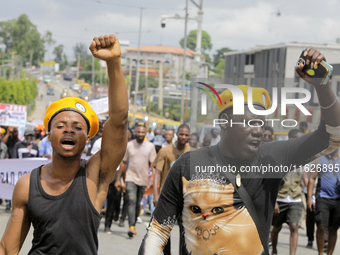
[[0, 128, 8, 159], [117, 128, 134, 228], [86, 119, 104, 156], [33, 124, 44, 149], [93, 128, 133, 234], [307, 148, 340, 255], [153, 135, 164, 153], [189, 133, 201, 151], [202, 133, 212, 147], [115, 125, 157, 238], [146, 127, 155, 141], [271, 129, 304, 255], [299, 121, 313, 134], [162, 129, 174, 148], [0, 34, 128, 254], [302, 169, 316, 248], [210, 128, 221, 145], [263, 125, 274, 143], [149, 127, 163, 143], [138, 47, 340, 255], [39, 135, 53, 160], [2, 126, 19, 158], [12, 129, 39, 158], [152, 124, 191, 255]]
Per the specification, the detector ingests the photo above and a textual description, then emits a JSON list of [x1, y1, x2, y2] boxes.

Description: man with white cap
[[0, 34, 128, 254]]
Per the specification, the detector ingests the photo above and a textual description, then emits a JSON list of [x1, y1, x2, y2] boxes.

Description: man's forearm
[[315, 83, 340, 127], [117, 162, 127, 181], [106, 58, 128, 121], [307, 178, 315, 200], [153, 169, 161, 197]]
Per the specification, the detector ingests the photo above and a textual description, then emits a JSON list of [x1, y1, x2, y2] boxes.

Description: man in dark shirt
[[2, 126, 19, 158], [138, 47, 340, 255], [13, 129, 39, 158]]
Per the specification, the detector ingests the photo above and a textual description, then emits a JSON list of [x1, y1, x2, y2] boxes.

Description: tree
[[213, 47, 233, 67], [179, 30, 212, 53], [214, 58, 225, 78], [53, 45, 64, 63], [0, 14, 54, 66], [130, 75, 158, 92]]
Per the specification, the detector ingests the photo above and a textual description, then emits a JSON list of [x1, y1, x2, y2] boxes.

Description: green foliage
[[53, 44, 64, 63], [214, 58, 225, 78], [0, 77, 37, 106], [0, 14, 53, 66], [213, 47, 233, 67], [179, 30, 212, 52], [130, 75, 158, 92]]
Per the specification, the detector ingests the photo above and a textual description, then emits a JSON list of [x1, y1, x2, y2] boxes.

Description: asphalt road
[[1, 203, 339, 254]]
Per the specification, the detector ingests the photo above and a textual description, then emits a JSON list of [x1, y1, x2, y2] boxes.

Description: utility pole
[[145, 59, 148, 104], [158, 61, 163, 113], [180, 0, 189, 123], [128, 58, 132, 99], [132, 8, 143, 125], [76, 54, 80, 80]]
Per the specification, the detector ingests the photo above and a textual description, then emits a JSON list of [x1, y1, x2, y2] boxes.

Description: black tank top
[[28, 160, 101, 255]]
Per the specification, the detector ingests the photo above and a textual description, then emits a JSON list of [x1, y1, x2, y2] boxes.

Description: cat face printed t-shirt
[[139, 121, 335, 255]]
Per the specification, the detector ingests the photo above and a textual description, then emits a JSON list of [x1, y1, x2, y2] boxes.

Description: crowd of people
[[0, 38, 339, 255]]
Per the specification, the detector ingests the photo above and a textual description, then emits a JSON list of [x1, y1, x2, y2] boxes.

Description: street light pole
[[132, 7, 143, 125], [180, 0, 189, 123]]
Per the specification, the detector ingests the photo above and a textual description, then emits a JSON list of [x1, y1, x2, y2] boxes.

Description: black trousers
[[305, 193, 315, 242], [105, 174, 122, 229]]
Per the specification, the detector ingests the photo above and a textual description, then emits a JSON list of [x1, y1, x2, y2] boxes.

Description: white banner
[[89, 97, 108, 115], [0, 103, 27, 127], [0, 156, 90, 200], [0, 158, 50, 200]]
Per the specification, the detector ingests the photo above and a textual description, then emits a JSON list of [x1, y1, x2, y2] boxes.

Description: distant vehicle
[[197, 124, 221, 143], [61, 92, 68, 99], [70, 83, 77, 90], [44, 76, 52, 83], [46, 87, 55, 96], [72, 84, 82, 91], [79, 89, 90, 100], [63, 73, 73, 81]]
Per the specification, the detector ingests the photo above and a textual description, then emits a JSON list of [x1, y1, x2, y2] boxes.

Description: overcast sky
[[2, 0, 340, 62]]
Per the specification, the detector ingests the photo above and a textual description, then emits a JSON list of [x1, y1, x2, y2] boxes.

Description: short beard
[[136, 136, 144, 143], [58, 153, 78, 161]]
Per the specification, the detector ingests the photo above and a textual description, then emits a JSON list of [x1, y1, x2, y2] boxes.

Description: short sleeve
[[123, 142, 130, 161], [152, 149, 166, 172]]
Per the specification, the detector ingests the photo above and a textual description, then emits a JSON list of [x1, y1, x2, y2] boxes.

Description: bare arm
[[115, 160, 127, 192], [0, 174, 30, 255], [307, 160, 318, 212], [88, 35, 128, 185], [153, 169, 161, 206]]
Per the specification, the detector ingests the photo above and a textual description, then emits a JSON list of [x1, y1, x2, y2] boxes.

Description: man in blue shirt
[[39, 136, 52, 159], [308, 149, 340, 255]]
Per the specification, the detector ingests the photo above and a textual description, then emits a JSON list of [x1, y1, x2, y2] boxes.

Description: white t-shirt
[[211, 135, 221, 146], [91, 138, 102, 155]]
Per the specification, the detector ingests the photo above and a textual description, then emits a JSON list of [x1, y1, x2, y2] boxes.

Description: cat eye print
[[190, 205, 202, 213], [211, 207, 224, 214]]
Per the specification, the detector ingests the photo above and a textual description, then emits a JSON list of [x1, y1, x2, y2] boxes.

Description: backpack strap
[[208, 145, 269, 255]]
